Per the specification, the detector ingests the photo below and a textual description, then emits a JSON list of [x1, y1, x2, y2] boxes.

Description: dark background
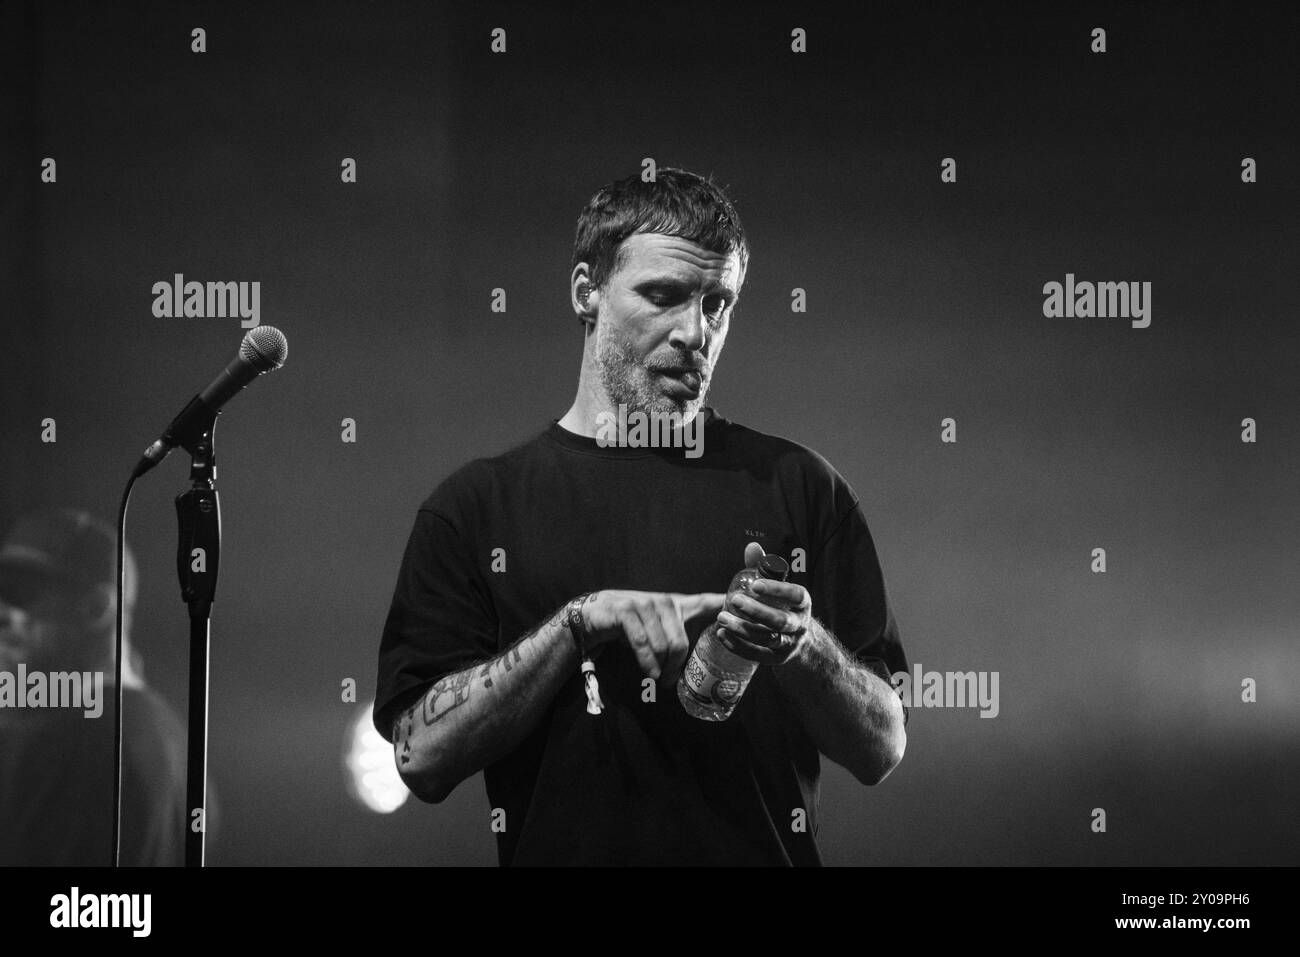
[[2, 0, 1296, 865]]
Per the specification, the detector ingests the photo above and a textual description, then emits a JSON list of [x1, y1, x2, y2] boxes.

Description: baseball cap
[[0, 508, 132, 610]]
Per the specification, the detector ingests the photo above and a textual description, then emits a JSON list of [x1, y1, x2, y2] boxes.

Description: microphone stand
[[173, 410, 221, 868], [113, 326, 286, 867]]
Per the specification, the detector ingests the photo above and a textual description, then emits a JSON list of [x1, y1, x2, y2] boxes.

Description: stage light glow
[[344, 700, 409, 813]]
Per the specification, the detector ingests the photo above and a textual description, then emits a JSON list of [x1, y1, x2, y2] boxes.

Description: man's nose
[[668, 299, 707, 353]]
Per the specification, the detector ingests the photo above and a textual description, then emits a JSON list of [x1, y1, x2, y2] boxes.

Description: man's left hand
[[715, 542, 813, 665]]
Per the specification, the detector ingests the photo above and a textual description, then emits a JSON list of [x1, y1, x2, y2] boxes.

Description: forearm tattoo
[[413, 645, 518, 732], [422, 668, 475, 725], [394, 609, 568, 764], [478, 646, 524, 689], [395, 704, 415, 766]]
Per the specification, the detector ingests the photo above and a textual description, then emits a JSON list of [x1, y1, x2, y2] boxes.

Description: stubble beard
[[594, 325, 711, 425]]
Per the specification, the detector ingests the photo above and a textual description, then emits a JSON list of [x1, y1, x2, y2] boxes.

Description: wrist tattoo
[[565, 592, 596, 655]]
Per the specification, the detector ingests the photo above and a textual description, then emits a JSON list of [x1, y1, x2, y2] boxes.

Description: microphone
[[133, 326, 288, 477]]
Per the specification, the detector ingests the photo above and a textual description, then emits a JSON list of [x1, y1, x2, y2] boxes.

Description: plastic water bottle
[[678, 554, 790, 721]]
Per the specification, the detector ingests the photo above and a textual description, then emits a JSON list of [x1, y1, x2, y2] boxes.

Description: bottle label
[[684, 643, 745, 707]]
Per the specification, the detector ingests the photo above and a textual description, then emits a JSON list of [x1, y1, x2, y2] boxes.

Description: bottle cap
[[757, 554, 790, 581]]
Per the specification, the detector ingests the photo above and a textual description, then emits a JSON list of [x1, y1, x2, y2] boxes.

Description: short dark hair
[[572, 167, 749, 291]]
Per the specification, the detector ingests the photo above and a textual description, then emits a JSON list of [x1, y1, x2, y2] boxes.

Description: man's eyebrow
[[705, 280, 739, 301], [632, 273, 740, 303], [633, 272, 692, 288], [635, 275, 738, 297]]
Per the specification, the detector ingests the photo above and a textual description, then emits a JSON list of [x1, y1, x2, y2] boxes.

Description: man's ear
[[571, 264, 598, 328]]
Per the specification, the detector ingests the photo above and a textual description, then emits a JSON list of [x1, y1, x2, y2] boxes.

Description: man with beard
[[374, 167, 908, 865]]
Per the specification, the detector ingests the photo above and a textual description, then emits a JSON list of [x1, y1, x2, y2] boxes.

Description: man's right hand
[[579, 590, 726, 684]]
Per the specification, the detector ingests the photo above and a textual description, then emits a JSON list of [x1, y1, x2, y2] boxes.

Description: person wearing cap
[[0, 508, 188, 866], [374, 168, 909, 865]]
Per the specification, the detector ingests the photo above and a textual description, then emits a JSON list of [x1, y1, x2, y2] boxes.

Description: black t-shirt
[[374, 407, 907, 866], [0, 684, 188, 866]]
